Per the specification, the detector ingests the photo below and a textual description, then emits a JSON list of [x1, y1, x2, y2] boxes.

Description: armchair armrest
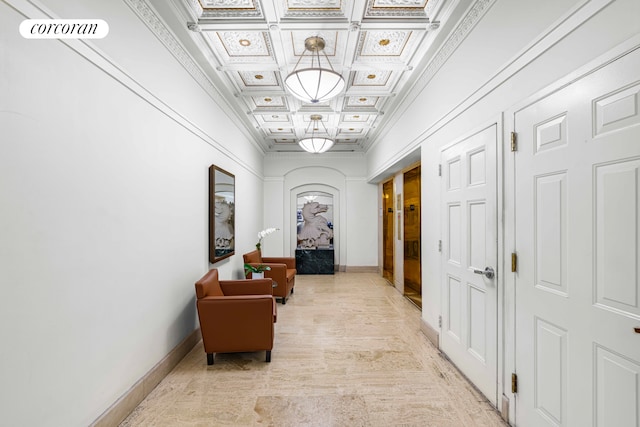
[[220, 279, 273, 296], [262, 257, 296, 270]]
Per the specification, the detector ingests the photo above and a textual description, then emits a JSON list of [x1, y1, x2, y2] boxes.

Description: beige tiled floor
[[121, 273, 507, 426]]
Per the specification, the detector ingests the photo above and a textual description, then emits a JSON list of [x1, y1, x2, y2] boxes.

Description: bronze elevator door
[[403, 166, 421, 308], [382, 180, 394, 283]]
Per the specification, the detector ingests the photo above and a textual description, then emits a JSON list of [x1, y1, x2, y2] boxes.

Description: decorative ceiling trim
[[185, 0, 204, 17], [286, 0, 342, 10], [364, 0, 427, 18], [282, 0, 346, 19], [200, 0, 257, 10], [424, 0, 440, 16], [199, 0, 264, 19]]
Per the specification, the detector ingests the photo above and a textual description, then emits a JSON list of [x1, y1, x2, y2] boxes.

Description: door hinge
[[438, 164, 442, 177], [511, 252, 518, 273], [438, 315, 442, 328], [512, 373, 518, 394], [510, 132, 518, 152], [438, 240, 442, 252]]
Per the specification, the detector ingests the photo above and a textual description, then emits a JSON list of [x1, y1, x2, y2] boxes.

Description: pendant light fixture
[[298, 114, 335, 153], [285, 36, 345, 104]]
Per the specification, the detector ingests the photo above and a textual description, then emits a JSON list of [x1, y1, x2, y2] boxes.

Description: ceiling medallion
[[239, 39, 251, 46], [367, 74, 376, 79], [285, 36, 345, 104], [379, 39, 390, 46], [264, 97, 272, 102], [359, 97, 367, 102], [298, 114, 335, 153], [254, 74, 263, 79]]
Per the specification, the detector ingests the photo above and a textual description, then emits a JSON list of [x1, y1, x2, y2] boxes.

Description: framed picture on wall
[[209, 165, 235, 263]]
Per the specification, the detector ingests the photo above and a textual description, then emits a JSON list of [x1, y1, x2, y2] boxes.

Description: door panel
[[513, 48, 640, 426], [441, 124, 498, 404]]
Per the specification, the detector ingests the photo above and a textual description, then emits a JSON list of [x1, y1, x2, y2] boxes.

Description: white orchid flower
[[255, 227, 280, 250]]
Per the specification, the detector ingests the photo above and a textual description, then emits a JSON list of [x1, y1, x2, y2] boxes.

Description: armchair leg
[[207, 353, 214, 365], [266, 350, 271, 363], [281, 297, 286, 304]]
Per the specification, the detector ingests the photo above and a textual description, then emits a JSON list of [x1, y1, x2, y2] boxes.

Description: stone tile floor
[[121, 272, 508, 426]]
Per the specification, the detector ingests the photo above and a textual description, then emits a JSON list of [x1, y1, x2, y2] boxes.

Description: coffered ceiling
[[179, 0, 462, 153]]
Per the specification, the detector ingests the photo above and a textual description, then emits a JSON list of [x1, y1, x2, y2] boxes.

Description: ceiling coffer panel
[[352, 71, 392, 86], [250, 97, 290, 112], [216, 31, 272, 57], [358, 30, 413, 58], [266, 127, 295, 134], [344, 96, 380, 108], [236, 71, 280, 87], [260, 114, 292, 123], [342, 114, 371, 122]]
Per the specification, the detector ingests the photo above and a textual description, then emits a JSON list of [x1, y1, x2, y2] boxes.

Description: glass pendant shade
[[298, 114, 335, 153], [285, 68, 345, 104], [285, 36, 345, 104], [298, 137, 335, 153]]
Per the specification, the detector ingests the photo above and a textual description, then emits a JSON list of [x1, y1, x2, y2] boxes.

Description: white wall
[[263, 153, 378, 268], [0, 0, 264, 425]]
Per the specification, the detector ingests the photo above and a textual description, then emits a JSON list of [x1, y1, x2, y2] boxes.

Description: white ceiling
[[178, 0, 465, 153]]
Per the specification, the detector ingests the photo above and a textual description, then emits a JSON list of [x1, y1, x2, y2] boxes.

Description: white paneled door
[[513, 47, 640, 426], [441, 124, 498, 404]]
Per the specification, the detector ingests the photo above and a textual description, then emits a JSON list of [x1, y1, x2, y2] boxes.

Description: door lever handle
[[472, 266, 495, 279]]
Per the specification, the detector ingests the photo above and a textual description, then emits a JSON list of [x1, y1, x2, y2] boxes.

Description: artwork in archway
[[297, 201, 333, 249]]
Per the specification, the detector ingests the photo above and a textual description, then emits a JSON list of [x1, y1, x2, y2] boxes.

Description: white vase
[[252, 272, 264, 279]]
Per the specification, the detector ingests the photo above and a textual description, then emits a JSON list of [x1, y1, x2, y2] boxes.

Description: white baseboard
[[344, 266, 379, 273], [91, 328, 201, 427], [420, 317, 439, 349]]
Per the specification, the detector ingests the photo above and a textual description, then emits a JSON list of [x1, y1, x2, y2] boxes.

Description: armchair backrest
[[243, 250, 262, 264], [195, 269, 224, 298]]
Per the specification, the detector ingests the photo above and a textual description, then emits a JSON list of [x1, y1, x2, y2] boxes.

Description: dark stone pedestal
[[295, 249, 334, 274]]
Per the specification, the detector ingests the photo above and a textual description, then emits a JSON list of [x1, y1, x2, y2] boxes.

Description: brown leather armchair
[[243, 249, 296, 304], [195, 269, 277, 365]]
